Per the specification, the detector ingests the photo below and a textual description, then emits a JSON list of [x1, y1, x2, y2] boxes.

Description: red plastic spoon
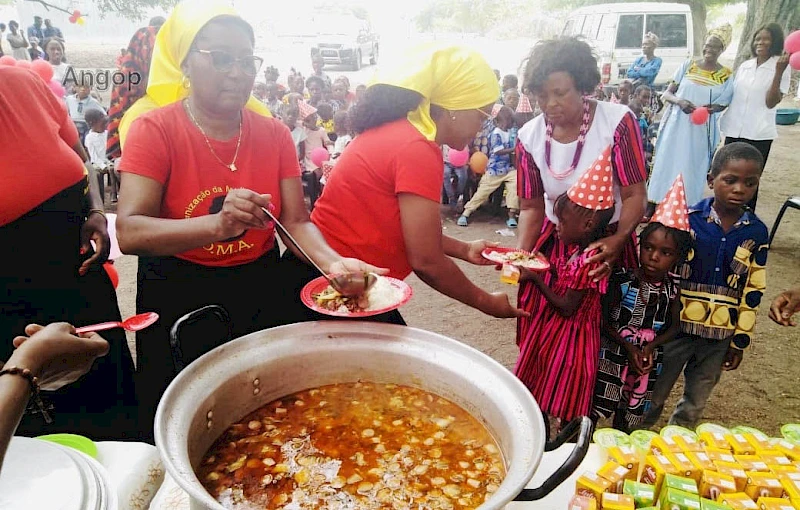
[[74, 312, 159, 334]]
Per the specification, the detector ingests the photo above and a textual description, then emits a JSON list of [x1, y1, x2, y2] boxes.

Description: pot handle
[[169, 305, 231, 373], [513, 416, 594, 501]]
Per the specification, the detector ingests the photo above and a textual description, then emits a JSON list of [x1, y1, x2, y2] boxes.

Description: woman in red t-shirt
[[283, 44, 529, 324], [116, 4, 381, 443], [0, 66, 138, 440]]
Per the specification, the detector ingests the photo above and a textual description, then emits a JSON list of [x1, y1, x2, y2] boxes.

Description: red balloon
[[15, 60, 31, 69], [790, 52, 800, 71], [103, 262, 119, 289], [310, 147, 329, 168], [31, 59, 54, 81], [72, 9, 81, 17], [48, 79, 65, 98], [68, 15, 77, 23], [690, 106, 710, 125], [785, 30, 800, 55], [447, 148, 470, 167], [0, 55, 16, 66]]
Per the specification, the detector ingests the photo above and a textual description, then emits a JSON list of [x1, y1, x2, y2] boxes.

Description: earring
[[450, 114, 457, 121], [182, 75, 191, 89]]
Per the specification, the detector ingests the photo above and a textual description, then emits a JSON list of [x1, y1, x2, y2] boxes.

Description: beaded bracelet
[[0, 366, 53, 424]]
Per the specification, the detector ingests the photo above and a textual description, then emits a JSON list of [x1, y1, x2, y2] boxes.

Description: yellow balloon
[[76, 17, 85, 26]]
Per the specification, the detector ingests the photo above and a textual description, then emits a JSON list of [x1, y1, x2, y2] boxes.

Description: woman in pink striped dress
[[514, 38, 648, 427]]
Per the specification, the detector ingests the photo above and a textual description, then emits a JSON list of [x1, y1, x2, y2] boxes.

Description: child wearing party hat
[[513, 146, 617, 432], [592, 175, 694, 432]]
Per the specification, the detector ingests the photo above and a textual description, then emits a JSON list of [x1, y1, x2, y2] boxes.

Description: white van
[[561, 2, 693, 87]]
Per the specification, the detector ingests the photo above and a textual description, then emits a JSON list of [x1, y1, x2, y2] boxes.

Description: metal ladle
[[260, 207, 377, 298]]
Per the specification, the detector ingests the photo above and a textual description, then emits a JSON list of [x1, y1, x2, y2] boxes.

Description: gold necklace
[[184, 99, 243, 172]]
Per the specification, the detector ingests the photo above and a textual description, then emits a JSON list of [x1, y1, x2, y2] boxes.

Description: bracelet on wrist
[[88, 208, 107, 220], [0, 366, 53, 423]]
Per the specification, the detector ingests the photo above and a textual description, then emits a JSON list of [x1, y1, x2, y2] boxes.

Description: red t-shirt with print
[[118, 102, 301, 266], [310, 119, 443, 279]]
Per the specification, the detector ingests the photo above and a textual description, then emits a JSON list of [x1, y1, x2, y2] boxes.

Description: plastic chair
[[769, 197, 800, 245]]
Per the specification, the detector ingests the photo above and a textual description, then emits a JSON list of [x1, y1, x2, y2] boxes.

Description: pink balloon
[[448, 148, 470, 167], [15, 60, 32, 69], [31, 59, 54, 82], [785, 30, 800, 55], [310, 147, 329, 168], [790, 51, 800, 71], [690, 106, 709, 125], [0, 55, 16, 66], [48, 79, 66, 98]]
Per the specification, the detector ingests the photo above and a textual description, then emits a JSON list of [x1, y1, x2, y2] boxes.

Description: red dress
[[513, 236, 608, 422]]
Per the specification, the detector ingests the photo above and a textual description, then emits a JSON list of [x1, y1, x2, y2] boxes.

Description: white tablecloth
[[148, 444, 605, 509]]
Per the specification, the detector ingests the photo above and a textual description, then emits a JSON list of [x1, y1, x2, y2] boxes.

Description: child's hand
[[722, 346, 743, 371], [639, 345, 655, 373], [624, 343, 646, 375], [518, 266, 541, 284]]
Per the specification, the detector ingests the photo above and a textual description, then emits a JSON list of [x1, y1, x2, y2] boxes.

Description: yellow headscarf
[[370, 43, 500, 141], [708, 23, 733, 50], [119, 0, 269, 148]]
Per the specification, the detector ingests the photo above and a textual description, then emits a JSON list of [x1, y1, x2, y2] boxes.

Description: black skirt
[[0, 179, 138, 440], [133, 246, 289, 443]]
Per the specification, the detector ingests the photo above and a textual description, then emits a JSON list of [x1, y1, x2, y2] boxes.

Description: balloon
[[0, 55, 17, 66], [310, 147, 329, 168], [68, 15, 77, 23], [103, 262, 119, 289], [76, 17, 85, 26], [447, 148, 469, 167], [790, 52, 800, 71], [31, 59, 54, 81], [469, 151, 489, 175], [785, 30, 800, 54], [48, 79, 65, 98], [690, 106, 709, 125], [72, 9, 81, 17], [15, 60, 31, 69]]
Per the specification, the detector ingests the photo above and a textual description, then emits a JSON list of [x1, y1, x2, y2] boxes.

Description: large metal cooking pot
[[155, 310, 592, 509]]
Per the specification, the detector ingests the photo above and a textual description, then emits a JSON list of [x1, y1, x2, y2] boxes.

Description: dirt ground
[[71, 41, 800, 436]]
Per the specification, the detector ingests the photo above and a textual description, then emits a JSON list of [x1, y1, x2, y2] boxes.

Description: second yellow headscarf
[[119, 0, 269, 148], [371, 43, 500, 141]]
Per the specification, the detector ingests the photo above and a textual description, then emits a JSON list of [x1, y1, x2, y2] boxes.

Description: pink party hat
[[651, 175, 690, 231]]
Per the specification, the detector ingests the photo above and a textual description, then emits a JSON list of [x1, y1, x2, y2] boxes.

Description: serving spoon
[[260, 206, 377, 298], [74, 312, 159, 334]]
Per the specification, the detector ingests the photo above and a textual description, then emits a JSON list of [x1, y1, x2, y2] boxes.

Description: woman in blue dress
[[648, 25, 734, 208], [627, 32, 663, 88]]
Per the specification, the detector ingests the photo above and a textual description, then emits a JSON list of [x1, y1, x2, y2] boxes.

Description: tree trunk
[[735, 0, 800, 68], [683, 0, 708, 56]]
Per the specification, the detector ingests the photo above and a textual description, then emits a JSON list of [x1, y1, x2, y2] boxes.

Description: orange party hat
[[567, 145, 615, 210], [650, 174, 690, 231], [516, 94, 533, 113]]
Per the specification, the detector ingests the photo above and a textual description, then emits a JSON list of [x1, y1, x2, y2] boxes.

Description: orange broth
[[198, 381, 506, 509]]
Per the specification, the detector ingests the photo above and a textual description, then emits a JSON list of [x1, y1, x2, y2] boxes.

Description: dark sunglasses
[[192, 49, 264, 77]]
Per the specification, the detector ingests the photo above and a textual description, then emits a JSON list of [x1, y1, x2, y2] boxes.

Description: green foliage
[[23, 0, 178, 21]]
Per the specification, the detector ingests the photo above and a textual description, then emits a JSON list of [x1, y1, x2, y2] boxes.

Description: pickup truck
[[311, 15, 379, 71]]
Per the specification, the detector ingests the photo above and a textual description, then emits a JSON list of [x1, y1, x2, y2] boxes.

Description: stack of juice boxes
[[568, 424, 800, 510]]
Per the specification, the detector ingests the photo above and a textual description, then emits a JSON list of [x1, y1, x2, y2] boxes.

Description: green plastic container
[[593, 428, 632, 449], [781, 423, 800, 444], [36, 433, 98, 459], [661, 425, 698, 441], [696, 423, 730, 436]]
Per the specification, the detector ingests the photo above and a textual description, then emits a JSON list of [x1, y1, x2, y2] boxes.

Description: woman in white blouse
[[720, 23, 790, 211]]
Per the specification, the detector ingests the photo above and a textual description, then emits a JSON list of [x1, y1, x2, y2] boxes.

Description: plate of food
[[481, 246, 550, 271], [301, 274, 413, 317]]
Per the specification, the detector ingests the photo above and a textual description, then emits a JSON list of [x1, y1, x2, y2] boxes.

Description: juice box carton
[[568, 494, 598, 510], [716, 461, 749, 492], [623, 479, 656, 507], [601, 492, 635, 510], [664, 473, 700, 496], [774, 441, 800, 462], [652, 435, 684, 456], [659, 487, 701, 510], [688, 452, 719, 473], [743, 433, 774, 453], [642, 454, 680, 496], [744, 472, 785, 500], [727, 434, 757, 456], [778, 471, 800, 482], [576, 470, 613, 501], [609, 446, 640, 480], [760, 452, 794, 467], [754, 497, 796, 510], [699, 470, 738, 500], [500, 264, 520, 284], [598, 461, 631, 493], [701, 432, 733, 451], [671, 452, 704, 483], [700, 498, 734, 509], [771, 465, 800, 477], [717, 493, 758, 510], [677, 435, 706, 453], [736, 455, 771, 473], [707, 450, 739, 464], [780, 477, 800, 500]]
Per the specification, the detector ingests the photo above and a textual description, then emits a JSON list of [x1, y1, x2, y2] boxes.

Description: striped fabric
[[680, 61, 733, 88]]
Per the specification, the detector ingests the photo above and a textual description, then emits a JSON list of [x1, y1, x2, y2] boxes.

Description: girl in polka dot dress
[[514, 149, 616, 431]]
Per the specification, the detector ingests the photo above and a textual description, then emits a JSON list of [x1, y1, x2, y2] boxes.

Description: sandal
[[506, 217, 518, 228], [457, 215, 468, 227]]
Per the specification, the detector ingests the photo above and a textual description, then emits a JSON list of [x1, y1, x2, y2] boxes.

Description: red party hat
[[567, 145, 615, 211], [516, 94, 533, 113], [650, 174, 690, 231], [297, 100, 317, 120]]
